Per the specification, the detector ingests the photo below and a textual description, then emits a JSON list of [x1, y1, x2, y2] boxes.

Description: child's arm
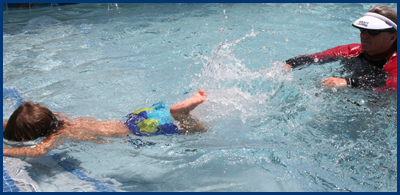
[[3, 133, 65, 158], [3, 146, 48, 158], [3, 121, 7, 130]]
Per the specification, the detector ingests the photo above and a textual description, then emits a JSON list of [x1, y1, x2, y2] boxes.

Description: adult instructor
[[284, 5, 397, 91]]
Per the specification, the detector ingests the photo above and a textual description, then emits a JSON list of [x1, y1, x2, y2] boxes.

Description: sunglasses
[[359, 28, 396, 36]]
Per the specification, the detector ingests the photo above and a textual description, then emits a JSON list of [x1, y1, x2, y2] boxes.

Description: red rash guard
[[285, 43, 397, 91]]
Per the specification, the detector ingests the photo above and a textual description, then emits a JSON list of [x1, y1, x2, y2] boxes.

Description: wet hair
[[369, 5, 397, 49], [3, 102, 64, 141]]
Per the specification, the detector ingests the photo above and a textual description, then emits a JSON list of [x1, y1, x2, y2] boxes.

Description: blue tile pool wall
[[3, 165, 20, 192], [49, 151, 117, 192], [3, 88, 21, 192], [3, 154, 118, 192], [3, 88, 24, 109]]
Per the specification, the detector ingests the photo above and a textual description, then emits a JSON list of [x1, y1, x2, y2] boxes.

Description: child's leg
[[170, 89, 206, 118], [170, 89, 207, 133]]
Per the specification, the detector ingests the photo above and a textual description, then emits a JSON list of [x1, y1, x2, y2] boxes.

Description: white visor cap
[[353, 12, 397, 31]]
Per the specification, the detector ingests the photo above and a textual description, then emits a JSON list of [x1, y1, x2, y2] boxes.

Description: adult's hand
[[323, 77, 347, 87], [283, 64, 291, 72]]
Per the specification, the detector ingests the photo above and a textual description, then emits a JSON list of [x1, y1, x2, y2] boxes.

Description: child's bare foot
[[170, 89, 207, 118]]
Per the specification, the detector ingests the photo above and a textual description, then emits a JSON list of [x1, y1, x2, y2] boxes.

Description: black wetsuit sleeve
[[285, 56, 341, 68], [285, 56, 314, 68], [345, 73, 388, 90]]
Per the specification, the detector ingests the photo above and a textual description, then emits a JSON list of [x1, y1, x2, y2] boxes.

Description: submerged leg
[[170, 89, 208, 133]]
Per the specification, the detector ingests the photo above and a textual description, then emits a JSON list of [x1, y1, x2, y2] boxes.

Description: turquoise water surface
[[3, 3, 397, 192]]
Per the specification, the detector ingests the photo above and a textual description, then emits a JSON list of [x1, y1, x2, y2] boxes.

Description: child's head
[[3, 102, 62, 141]]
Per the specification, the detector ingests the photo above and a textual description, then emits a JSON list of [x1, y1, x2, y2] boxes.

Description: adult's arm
[[346, 73, 388, 90], [285, 44, 363, 68]]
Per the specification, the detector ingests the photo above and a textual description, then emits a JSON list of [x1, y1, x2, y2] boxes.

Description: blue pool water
[[3, 3, 397, 192]]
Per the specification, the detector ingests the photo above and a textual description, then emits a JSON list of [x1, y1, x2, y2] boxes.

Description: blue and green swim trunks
[[124, 102, 179, 136]]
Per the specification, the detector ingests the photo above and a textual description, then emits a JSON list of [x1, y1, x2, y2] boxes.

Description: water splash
[[188, 30, 294, 123]]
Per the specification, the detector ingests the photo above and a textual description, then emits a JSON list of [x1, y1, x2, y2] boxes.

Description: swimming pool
[[3, 3, 397, 192]]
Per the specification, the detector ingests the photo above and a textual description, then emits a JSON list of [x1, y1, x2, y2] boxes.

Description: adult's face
[[360, 30, 397, 56]]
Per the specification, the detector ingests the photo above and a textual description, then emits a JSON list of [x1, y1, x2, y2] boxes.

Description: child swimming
[[3, 89, 207, 158]]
